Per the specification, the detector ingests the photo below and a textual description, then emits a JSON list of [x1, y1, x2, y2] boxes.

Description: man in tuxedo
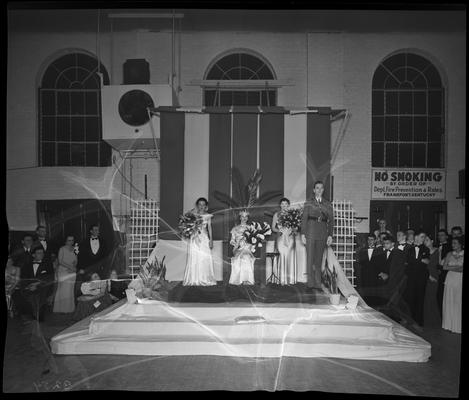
[[405, 228, 416, 246], [361, 235, 406, 301], [436, 228, 452, 318], [15, 246, 55, 321], [357, 233, 384, 289], [10, 233, 34, 270], [404, 231, 430, 328], [32, 225, 56, 264], [300, 181, 334, 289], [395, 230, 412, 256], [76, 224, 109, 297]]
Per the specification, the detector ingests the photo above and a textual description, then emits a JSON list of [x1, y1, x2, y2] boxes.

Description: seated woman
[[72, 272, 112, 321], [229, 210, 255, 285]]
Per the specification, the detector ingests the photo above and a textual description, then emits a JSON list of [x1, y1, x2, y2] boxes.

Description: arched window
[[204, 51, 277, 107], [39, 52, 111, 166], [372, 52, 444, 168]]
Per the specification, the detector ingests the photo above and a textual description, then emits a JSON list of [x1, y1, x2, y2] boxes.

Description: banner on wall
[[371, 169, 446, 200]]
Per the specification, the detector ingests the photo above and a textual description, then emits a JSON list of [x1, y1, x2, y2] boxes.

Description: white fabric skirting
[[51, 300, 431, 362]]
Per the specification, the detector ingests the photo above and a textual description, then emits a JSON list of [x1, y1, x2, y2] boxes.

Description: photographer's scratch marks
[[33, 379, 72, 392]]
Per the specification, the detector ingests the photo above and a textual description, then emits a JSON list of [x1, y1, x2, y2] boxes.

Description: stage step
[[51, 301, 431, 362]]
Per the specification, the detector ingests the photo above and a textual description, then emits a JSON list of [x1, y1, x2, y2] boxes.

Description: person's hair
[[31, 245, 44, 255], [378, 218, 386, 223], [396, 230, 405, 236], [22, 233, 34, 241], [426, 234, 434, 242], [279, 197, 290, 205], [451, 236, 464, 248], [406, 228, 415, 234], [451, 226, 463, 233], [415, 230, 426, 237], [195, 197, 208, 206], [313, 181, 324, 188], [86, 271, 101, 281], [438, 228, 449, 235], [379, 232, 387, 238], [367, 232, 375, 239], [35, 225, 46, 231], [383, 234, 394, 243]]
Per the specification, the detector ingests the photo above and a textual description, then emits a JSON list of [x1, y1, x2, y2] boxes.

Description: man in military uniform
[[300, 181, 334, 289]]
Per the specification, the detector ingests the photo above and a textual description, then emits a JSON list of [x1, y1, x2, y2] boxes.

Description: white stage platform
[[51, 299, 431, 362]]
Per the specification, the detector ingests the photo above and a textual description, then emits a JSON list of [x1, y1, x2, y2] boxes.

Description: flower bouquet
[[178, 212, 203, 239], [277, 207, 303, 232], [243, 221, 272, 253]]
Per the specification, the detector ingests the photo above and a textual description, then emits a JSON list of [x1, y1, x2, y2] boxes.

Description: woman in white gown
[[442, 236, 463, 333], [229, 210, 255, 285], [182, 197, 217, 286]]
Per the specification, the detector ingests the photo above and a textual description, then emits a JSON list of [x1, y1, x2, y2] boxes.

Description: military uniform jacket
[[300, 197, 334, 240]]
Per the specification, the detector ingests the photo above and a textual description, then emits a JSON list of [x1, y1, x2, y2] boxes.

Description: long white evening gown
[[229, 224, 255, 285], [182, 213, 217, 286]]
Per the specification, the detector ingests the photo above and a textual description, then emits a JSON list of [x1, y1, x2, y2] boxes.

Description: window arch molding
[[37, 49, 111, 167], [371, 49, 446, 169], [202, 48, 278, 107], [203, 48, 277, 80]]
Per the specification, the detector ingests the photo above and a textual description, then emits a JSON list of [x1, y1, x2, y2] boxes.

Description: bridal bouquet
[[277, 207, 303, 232], [243, 221, 272, 253], [178, 212, 203, 239]]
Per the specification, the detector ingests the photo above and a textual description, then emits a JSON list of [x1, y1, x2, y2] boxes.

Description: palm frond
[[255, 190, 283, 205], [213, 190, 240, 208], [246, 169, 263, 208]]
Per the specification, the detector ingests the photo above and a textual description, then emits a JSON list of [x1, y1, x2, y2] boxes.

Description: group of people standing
[[358, 221, 463, 334], [181, 181, 334, 290], [5, 223, 121, 322]]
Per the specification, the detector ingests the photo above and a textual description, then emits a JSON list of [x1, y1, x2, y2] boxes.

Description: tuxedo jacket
[[406, 244, 430, 273], [437, 242, 452, 264], [376, 248, 406, 284], [32, 237, 57, 262], [78, 236, 108, 272], [357, 246, 384, 287], [19, 258, 55, 290], [10, 247, 33, 270], [300, 197, 334, 240]]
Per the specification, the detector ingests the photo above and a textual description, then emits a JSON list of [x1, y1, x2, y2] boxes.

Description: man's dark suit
[[16, 258, 55, 320], [10, 247, 33, 270], [404, 244, 430, 326], [436, 241, 452, 317], [32, 237, 57, 263], [300, 197, 334, 288], [357, 246, 384, 288], [77, 236, 108, 276]]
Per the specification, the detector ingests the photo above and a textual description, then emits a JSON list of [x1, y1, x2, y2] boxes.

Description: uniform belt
[[308, 216, 328, 222]]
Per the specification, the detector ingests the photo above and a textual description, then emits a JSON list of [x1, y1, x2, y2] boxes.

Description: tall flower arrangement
[[321, 259, 338, 294], [178, 212, 204, 239], [242, 221, 272, 253]]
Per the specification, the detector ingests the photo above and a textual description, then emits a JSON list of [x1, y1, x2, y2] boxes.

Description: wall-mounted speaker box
[[101, 84, 176, 151], [123, 59, 150, 85], [458, 169, 465, 198]]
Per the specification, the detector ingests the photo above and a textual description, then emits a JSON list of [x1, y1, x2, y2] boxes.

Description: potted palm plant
[[322, 257, 341, 305]]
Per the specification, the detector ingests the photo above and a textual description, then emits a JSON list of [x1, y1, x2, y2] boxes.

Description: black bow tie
[[91, 238, 99, 241], [368, 246, 375, 249], [33, 261, 41, 265]]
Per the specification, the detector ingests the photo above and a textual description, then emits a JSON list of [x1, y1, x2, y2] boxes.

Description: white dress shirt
[[367, 248, 374, 260], [32, 262, 41, 276], [415, 246, 420, 259], [386, 249, 391, 259], [90, 237, 100, 255]]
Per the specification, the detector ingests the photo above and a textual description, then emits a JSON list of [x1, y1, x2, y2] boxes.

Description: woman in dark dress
[[423, 235, 441, 328]]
